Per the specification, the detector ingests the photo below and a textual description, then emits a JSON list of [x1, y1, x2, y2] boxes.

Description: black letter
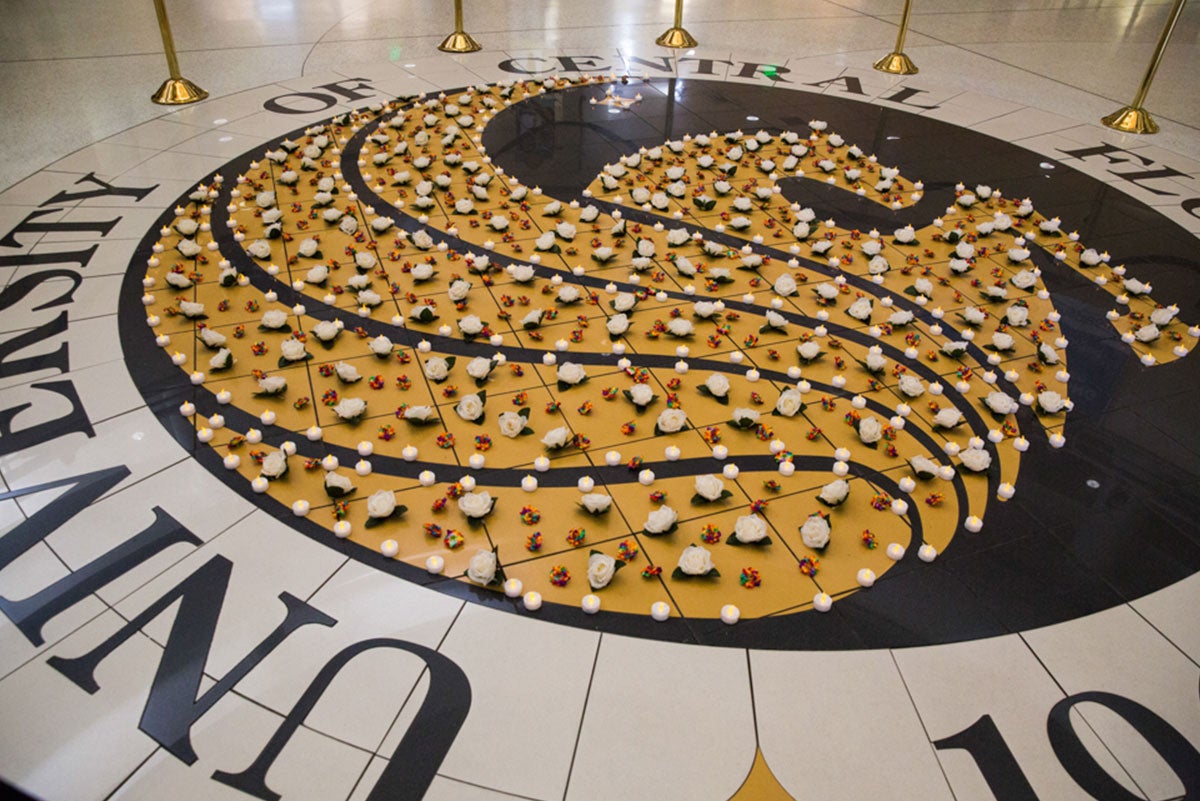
[[498, 57, 552, 74], [0, 311, 68, 378], [313, 78, 375, 102], [735, 62, 792, 82], [1048, 691, 1200, 799], [879, 86, 940, 110], [42, 172, 158, 206], [556, 56, 609, 73], [213, 638, 471, 801], [933, 715, 1039, 801], [804, 75, 866, 95], [678, 58, 734, 76], [0, 380, 95, 456], [0, 208, 121, 249], [48, 556, 336, 764]]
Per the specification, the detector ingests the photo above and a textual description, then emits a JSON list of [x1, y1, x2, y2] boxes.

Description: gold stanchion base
[[1101, 105, 1159, 134], [655, 26, 698, 48], [152, 77, 208, 105], [438, 31, 482, 53], [873, 51, 919, 75]]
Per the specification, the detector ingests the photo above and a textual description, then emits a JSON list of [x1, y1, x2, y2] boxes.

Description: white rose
[[816, 282, 839, 300], [705, 373, 730, 398], [497, 411, 526, 438], [177, 239, 202, 258], [541, 426, 571, 449], [935, 408, 963, 428], [895, 225, 916, 243], [858, 416, 883, 444], [455, 393, 485, 421], [312, 320, 340, 341], [1150, 306, 1178, 326], [557, 285, 581, 304], [1134, 323, 1160, 342], [247, 240, 272, 259], [324, 471, 354, 495], [764, 310, 788, 331], [911, 455, 940, 478], [677, 544, 715, 575], [985, 391, 1019, 415], [613, 292, 637, 312], [279, 338, 308, 362], [1038, 390, 1066, 413], [1012, 270, 1038, 290], [898, 374, 925, 398], [636, 238, 656, 258], [775, 389, 804, 417], [733, 514, 769, 544], [1039, 343, 1059, 364], [888, 309, 915, 326], [458, 315, 484, 335], [197, 328, 227, 350], [467, 549, 498, 585], [411, 263, 435, 281], [369, 333, 393, 354], [257, 375, 287, 394], [800, 515, 831, 549], [797, 341, 821, 361], [404, 406, 435, 422], [261, 309, 289, 329], [336, 362, 360, 383], [629, 383, 654, 406], [866, 351, 887, 372], [356, 289, 382, 308], [466, 356, 494, 380], [209, 348, 232, 371], [693, 301, 717, 318], [1006, 305, 1029, 326], [732, 407, 759, 426], [656, 408, 688, 433], [458, 490, 494, 519], [260, 450, 287, 479], [991, 332, 1015, 351], [333, 397, 366, 421], [960, 447, 992, 472], [774, 274, 798, 297], [984, 285, 1009, 300], [297, 238, 319, 258], [587, 553, 618, 590], [694, 474, 726, 501], [448, 279, 471, 301], [607, 313, 630, 336], [963, 307, 987, 325], [580, 493, 612, 514], [509, 263, 535, 283], [644, 506, 678, 534], [819, 479, 850, 506], [667, 318, 694, 337], [355, 251, 377, 271], [557, 362, 587, 385], [914, 277, 934, 297], [861, 239, 882, 256], [848, 297, 872, 321], [424, 357, 450, 381], [367, 489, 397, 519]]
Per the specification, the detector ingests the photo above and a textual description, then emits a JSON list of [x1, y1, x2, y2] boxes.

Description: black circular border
[[119, 77, 1200, 649]]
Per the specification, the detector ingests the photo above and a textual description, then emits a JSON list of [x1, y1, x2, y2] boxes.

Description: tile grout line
[[887, 649, 963, 801], [559, 631, 603, 801]]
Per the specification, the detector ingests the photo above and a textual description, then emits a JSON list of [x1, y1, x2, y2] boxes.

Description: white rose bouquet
[[556, 362, 588, 389], [466, 356, 497, 386], [729, 407, 760, 430], [541, 426, 573, 450], [323, 471, 354, 498], [774, 389, 805, 418], [259, 449, 288, 480], [455, 392, 486, 423], [856, 415, 884, 446], [255, 375, 287, 396], [423, 356, 454, 383], [333, 397, 367, 422]]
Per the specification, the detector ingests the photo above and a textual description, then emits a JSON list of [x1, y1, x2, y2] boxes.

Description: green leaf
[[727, 534, 772, 546], [671, 566, 721, 579]]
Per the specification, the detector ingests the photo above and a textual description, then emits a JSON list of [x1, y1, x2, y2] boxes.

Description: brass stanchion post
[[873, 0, 919, 75], [438, 0, 482, 53], [656, 0, 698, 49], [1101, 0, 1187, 134], [150, 0, 208, 105]]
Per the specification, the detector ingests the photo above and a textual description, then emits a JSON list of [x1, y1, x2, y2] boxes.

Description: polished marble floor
[[1, 2, 1198, 800]]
